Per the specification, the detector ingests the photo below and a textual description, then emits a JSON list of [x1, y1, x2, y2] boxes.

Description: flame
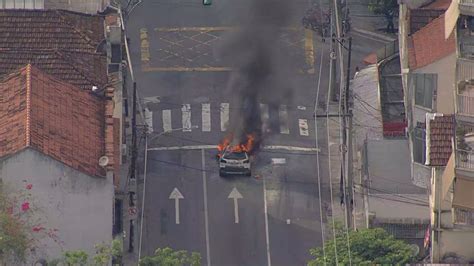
[[217, 133, 256, 155]]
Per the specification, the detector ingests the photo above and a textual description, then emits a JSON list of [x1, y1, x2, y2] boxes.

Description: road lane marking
[[169, 188, 184, 224], [140, 28, 150, 67], [148, 145, 320, 152], [220, 103, 229, 131], [299, 119, 309, 136], [162, 109, 172, 132], [279, 105, 290, 134], [286, 219, 291, 225], [271, 158, 286, 165], [228, 188, 243, 224], [304, 29, 315, 74], [182, 104, 192, 132], [201, 149, 211, 266], [263, 176, 272, 266], [142, 66, 233, 72], [202, 103, 211, 132], [260, 103, 270, 133], [154, 26, 300, 32]]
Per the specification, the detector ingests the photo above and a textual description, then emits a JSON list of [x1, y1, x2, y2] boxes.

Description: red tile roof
[[0, 50, 107, 90], [0, 65, 107, 177], [408, 14, 456, 70], [0, 10, 104, 52], [0, 10, 107, 90], [428, 115, 454, 166]]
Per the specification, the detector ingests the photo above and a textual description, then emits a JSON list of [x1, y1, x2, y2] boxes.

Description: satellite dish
[[99, 156, 109, 167]]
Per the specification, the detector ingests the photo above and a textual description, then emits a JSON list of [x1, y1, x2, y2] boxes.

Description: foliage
[[49, 238, 123, 266], [308, 224, 416, 265], [63, 250, 89, 266], [140, 247, 201, 266], [368, 0, 398, 17], [0, 181, 61, 263]]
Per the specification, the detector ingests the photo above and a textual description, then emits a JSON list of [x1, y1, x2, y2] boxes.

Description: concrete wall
[[0, 148, 113, 261], [438, 231, 474, 262], [414, 53, 456, 114], [45, 0, 109, 14]]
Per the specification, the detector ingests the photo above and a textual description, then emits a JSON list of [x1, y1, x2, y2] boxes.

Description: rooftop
[[410, 0, 451, 34], [427, 114, 454, 166], [0, 9, 107, 90], [0, 9, 104, 52], [0, 65, 106, 177], [408, 14, 456, 70]]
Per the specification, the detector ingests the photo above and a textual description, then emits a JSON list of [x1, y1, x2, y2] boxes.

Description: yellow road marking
[[140, 28, 150, 66], [154, 26, 300, 32], [304, 29, 315, 74], [142, 66, 233, 72]]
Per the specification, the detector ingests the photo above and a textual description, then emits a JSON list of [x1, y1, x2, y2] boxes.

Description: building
[[398, 0, 474, 262], [0, 64, 114, 261], [0, 8, 129, 261], [0, 0, 110, 14]]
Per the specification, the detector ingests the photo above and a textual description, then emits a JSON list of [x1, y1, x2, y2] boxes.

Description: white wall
[[0, 148, 113, 261]]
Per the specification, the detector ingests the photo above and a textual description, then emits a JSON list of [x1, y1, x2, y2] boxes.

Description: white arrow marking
[[169, 188, 184, 224], [228, 187, 243, 224]]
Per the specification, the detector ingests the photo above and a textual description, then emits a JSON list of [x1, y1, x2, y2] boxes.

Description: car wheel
[[245, 171, 252, 177], [219, 170, 226, 177]]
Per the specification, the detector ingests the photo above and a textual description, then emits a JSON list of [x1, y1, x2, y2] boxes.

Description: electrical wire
[[313, 2, 328, 262]]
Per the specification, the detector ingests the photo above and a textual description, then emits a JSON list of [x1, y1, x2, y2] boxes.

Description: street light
[[147, 125, 199, 145]]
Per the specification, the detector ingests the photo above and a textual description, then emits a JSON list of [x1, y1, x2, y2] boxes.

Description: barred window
[[413, 126, 426, 164], [410, 73, 437, 110]]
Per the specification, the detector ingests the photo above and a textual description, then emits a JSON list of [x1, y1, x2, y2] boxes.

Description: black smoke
[[219, 0, 296, 154]]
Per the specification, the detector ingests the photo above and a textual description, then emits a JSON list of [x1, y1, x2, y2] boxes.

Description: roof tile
[[429, 115, 455, 166], [0, 65, 106, 177], [408, 14, 456, 70]]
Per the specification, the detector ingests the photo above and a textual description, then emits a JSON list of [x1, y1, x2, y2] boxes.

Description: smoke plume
[[219, 0, 297, 154]]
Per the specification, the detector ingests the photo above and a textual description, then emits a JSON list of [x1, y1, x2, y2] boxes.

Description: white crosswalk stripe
[[299, 119, 309, 136], [156, 102, 311, 136], [260, 103, 269, 133], [279, 105, 290, 134], [220, 103, 229, 132], [202, 103, 211, 132], [182, 104, 192, 131], [162, 109, 172, 132], [144, 107, 153, 133]]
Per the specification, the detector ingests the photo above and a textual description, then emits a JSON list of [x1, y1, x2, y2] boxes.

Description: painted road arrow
[[169, 188, 184, 224], [228, 187, 243, 224]]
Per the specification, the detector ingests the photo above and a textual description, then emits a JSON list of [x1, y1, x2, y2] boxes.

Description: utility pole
[[328, 9, 337, 102], [344, 37, 353, 229]]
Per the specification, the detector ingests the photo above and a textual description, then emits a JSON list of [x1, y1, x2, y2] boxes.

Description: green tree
[[140, 247, 201, 266], [308, 226, 416, 265], [368, 0, 398, 33]]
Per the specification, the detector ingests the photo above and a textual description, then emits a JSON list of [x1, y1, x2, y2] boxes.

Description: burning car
[[217, 134, 256, 177]]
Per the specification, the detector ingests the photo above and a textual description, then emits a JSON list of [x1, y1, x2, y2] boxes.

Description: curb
[[352, 27, 397, 42]]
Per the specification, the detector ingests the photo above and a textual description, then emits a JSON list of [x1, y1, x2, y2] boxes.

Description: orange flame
[[217, 133, 256, 155]]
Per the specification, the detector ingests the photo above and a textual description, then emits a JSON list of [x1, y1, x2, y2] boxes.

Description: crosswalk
[[152, 102, 313, 137]]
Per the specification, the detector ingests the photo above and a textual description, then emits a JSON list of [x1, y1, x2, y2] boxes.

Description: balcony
[[454, 207, 474, 226], [456, 148, 474, 170], [460, 0, 474, 17], [457, 94, 474, 116]]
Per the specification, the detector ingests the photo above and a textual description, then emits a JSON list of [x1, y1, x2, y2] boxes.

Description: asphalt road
[[125, 0, 388, 265]]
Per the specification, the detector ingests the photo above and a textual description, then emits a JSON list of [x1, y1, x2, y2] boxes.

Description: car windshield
[[224, 151, 247, 160]]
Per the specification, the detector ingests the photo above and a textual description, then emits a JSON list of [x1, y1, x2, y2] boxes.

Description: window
[[0, 0, 43, 8], [411, 73, 437, 110], [413, 126, 426, 164]]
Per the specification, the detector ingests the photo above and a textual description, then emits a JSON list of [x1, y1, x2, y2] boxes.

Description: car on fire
[[217, 134, 255, 177], [218, 146, 251, 177]]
